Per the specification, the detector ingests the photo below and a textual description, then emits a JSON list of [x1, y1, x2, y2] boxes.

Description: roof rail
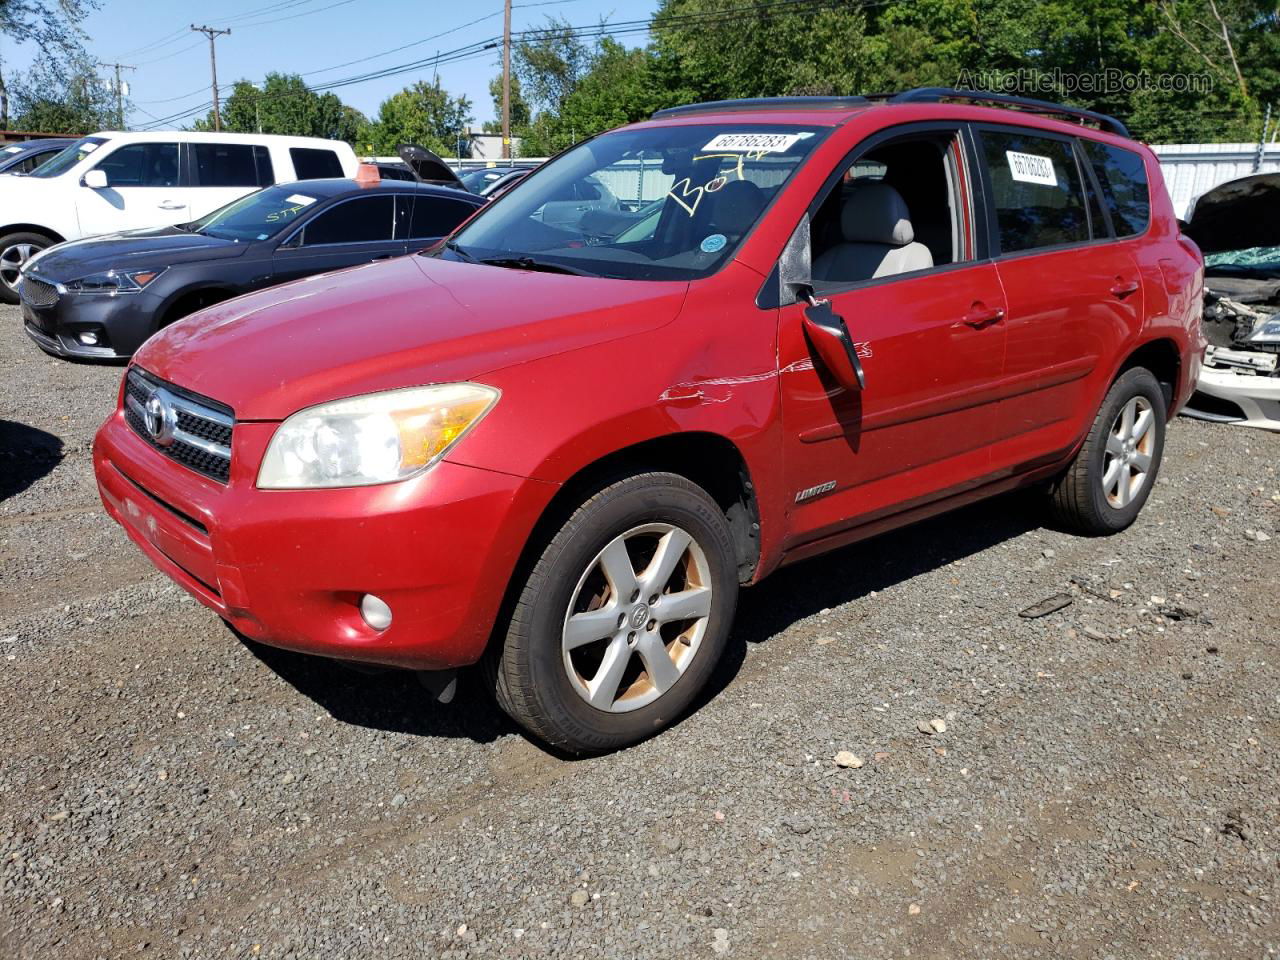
[[884, 87, 1130, 138], [650, 96, 870, 120]]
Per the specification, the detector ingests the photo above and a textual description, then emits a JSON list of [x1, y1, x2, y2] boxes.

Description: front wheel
[[1050, 367, 1167, 534], [490, 473, 739, 754], [0, 231, 52, 304]]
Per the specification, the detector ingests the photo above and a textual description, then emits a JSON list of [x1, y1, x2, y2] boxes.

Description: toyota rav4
[[93, 90, 1205, 753]]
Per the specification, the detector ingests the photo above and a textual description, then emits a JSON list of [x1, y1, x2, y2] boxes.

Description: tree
[[7, 52, 116, 133], [514, 16, 594, 115], [483, 71, 531, 134], [1, 0, 102, 127], [361, 79, 472, 156], [193, 73, 365, 142]]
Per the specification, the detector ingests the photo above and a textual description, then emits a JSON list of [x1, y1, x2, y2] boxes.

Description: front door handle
[[1110, 278, 1140, 299], [157, 200, 185, 210], [961, 304, 1005, 329]]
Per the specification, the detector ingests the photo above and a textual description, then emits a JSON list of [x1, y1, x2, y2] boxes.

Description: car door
[[186, 141, 274, 219], [271, 194, 406, 284], [394, 192, 481, 251], [972, 126, 1145, 468], [779, 125, 1010, 547], [75, 140, 188, 236]]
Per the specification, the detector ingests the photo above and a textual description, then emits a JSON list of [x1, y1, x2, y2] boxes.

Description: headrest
[[708, 179, 765, 235], [841, 182, 914, 246]]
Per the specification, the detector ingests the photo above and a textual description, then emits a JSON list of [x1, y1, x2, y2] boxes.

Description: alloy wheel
[[0, 242, 37, 291], [1101, 395, 1154, 508], [561, 522, 713, 713]]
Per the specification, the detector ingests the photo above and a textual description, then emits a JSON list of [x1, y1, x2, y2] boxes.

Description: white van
[[0, 131, 359, 302]]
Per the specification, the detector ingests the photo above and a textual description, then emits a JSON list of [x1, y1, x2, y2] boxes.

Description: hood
[[1184, 172, 1280, 254], [134, 254, 689, 420], [27, 225, 249, 280]]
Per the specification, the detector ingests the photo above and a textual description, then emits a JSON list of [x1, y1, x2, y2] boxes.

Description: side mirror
[[802, 299, 866, 391], [83, 169, 108, 189]]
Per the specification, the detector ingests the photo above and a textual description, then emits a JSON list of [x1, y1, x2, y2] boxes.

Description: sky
[[2, 0, 660, 130]]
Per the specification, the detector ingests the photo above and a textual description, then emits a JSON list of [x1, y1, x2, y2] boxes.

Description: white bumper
[[1184, 365, 1280, 431]]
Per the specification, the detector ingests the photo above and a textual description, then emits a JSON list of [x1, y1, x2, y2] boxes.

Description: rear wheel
[[1050, 367, 1167, 534], [490, 472, 738, 754], [0, 231, 53, 304]]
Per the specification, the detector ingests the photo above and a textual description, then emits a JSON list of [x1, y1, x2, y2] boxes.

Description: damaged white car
[[1182, 172, 1280, 431]]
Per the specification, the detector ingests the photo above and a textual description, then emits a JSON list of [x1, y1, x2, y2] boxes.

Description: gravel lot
[[2, 302, 1278, 959]]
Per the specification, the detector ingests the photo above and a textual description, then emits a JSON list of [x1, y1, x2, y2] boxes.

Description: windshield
[[187, 184, 323, 241], [446, 124, 824, 280], [1205, 246, 1280, 275], [28, 136, 108, 178]]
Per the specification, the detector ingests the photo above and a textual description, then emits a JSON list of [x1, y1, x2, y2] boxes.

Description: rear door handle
[[1110, 278, 1140, 299], [157, 200, 185, 210], [960, 304, 1005, 329]]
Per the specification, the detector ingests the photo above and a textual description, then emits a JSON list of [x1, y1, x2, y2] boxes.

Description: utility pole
[[191, 24, 231, 131], [1254, 102, 1273, 173], [101, 62, 135, 130], [501, 0, 512, 160]]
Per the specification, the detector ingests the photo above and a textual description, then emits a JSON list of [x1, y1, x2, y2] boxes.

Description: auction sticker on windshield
[[703, 133, 807, 154], [1006, 151, 1058, 187]]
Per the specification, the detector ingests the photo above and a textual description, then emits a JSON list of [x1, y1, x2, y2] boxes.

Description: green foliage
[[483, 71, 531, 133], [360, 79, 473, 156], [8, 53, 117, 134], [193, 73, 365, 142]]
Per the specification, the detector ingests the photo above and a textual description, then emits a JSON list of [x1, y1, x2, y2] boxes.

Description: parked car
[[1178, 171, 1280, 430], [19, 176, 483, 359], [457, 165, 533, 196], [0, 131, 359, 303], [0, 138, 75, 175], [94, 89, 1203, 754]]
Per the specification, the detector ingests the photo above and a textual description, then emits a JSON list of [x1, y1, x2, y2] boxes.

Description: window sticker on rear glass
[[702, 132, 807, 154], [1006, 150, 1058, 187]]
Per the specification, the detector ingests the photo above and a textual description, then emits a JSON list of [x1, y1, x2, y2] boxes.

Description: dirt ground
[[1, 304, 1277, 959]]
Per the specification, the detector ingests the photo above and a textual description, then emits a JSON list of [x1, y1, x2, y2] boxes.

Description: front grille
[[18, 275, 58, 308], [124, 367, 234, 483]]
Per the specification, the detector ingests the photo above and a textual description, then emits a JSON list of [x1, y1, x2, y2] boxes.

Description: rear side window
[[1082, 141, 1150, 237], [94, 142, 180, 187], [290, 147, 343, 180], [979, 130, 1088, 253], [396, 194, 477, 239], [301, 195, 395, 245], [190, 143, 274, 187]]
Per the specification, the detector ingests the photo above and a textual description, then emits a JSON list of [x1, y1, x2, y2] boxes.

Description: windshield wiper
[[443, 239, 476, 262], [479, 256, 595, 277]]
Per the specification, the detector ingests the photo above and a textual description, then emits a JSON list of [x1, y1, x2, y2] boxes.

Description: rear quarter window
[[290, 147, 344, 180], [979, 130, 1089, 254], [1082, 140, 1150, 237]]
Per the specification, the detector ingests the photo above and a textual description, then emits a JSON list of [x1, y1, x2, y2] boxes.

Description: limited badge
[[700, 233, 727, 253]]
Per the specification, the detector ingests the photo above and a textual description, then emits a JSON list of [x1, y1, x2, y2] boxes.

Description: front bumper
[[1183, 365, 1280, 432], [93, 405, 556, 669], [21, 287, 162, 359]]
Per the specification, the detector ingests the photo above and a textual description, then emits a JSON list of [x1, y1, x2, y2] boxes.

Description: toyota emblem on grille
[[142, 388, 178, 447]]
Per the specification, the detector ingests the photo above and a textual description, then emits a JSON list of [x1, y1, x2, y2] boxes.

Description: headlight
[[65, 267, 165, 294], [257, 384, 499, 489]]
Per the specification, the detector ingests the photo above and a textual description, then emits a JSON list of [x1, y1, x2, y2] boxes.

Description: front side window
[[94, 142, 180, 187], [979, 130, 1088, 253], [188, 184, 324, 241], [28, 136, 108, 178], [1082, 140, 1150, 237], [300, 195, 395, 245], [290, 147, 344, 180], [447, 124, 826, 280], [190, 143, 272, 188]]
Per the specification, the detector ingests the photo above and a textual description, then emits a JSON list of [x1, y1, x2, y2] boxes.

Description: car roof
[[5, 138, 73, 151], [273, 178, 483, 201], [84, 130, 356, 148]]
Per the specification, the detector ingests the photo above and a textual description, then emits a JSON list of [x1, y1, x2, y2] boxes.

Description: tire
[[1050, 367, 1167, 535], [0, 231, 53, 304], [490, 472, 739, 754]]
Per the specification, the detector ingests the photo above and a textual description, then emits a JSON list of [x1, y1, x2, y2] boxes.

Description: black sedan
[[17, 177, 483, 360], [0, 138, 74, 175]]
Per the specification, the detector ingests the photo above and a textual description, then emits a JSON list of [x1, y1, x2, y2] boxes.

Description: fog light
[[78, 331, 100, 346], [360, 593, 392, 630]]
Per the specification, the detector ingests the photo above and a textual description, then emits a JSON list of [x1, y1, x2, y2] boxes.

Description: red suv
[[94, 90, 1204, 753]]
